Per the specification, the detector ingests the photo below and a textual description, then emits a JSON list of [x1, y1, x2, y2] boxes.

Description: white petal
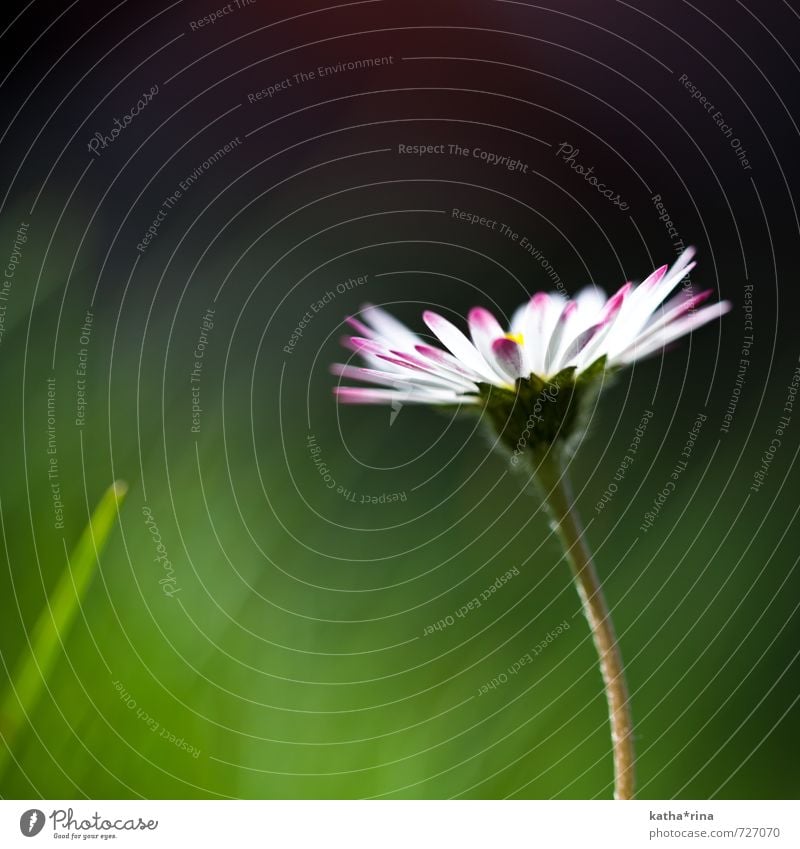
[[414, 344, 487, 383], [573, 284, 631, 369], [334, 386, 470, 405], [360, 303, 422, 348], [544, 302, 579, 373], [331, 363, 474, 392], [490, 338, 525, 380], [519, 293, 565, 374], [573, 286, 607, 324], [468, 307, 505, 366], [614, 301, 731, 364], [423, 310, 502, 383], [620, 249, 697, 342]]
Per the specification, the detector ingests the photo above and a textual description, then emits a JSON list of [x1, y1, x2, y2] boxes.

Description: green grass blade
[[0, 480, 128, 776]]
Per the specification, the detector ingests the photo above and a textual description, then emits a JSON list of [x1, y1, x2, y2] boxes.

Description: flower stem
[[532, 448, 635, 799]]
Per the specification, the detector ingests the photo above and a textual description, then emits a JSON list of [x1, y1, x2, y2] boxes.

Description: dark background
[[0, 0, 797, 798]]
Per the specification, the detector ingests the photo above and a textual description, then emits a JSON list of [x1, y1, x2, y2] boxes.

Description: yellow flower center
[[505, 332, 524, 346]]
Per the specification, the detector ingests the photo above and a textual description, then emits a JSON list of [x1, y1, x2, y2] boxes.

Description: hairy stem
[[533, 448, 635, 799]]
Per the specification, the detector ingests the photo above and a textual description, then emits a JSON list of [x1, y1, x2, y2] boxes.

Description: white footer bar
[[2, 800, 796, 848]]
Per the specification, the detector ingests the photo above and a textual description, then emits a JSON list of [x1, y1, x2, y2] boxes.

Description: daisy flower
[[332, 248, 729, 452], [330, 247, 731, 800], [333, 248, 728, 413]]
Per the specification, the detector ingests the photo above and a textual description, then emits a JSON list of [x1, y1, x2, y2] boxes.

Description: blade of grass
[[0, 480, 128, 777]]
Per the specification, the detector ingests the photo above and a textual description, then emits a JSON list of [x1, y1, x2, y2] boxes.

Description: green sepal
[[476, 356, 610, 458]]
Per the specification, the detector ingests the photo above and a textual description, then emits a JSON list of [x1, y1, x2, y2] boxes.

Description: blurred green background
[[0, 0, 798, 800]]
